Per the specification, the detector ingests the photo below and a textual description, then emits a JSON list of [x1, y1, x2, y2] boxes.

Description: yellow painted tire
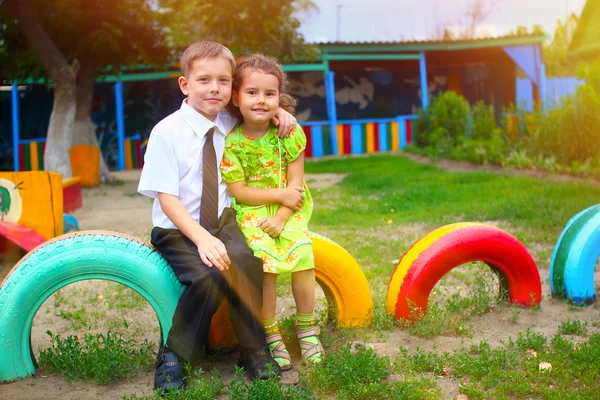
[[207, 232, 373, 350]]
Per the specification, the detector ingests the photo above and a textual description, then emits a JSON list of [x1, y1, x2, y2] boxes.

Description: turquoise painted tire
[[0, 231, 184, 383], [550, 204, 600, 305]]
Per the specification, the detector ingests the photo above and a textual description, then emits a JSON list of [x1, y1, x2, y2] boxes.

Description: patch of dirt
[[1, 168, 599, 399]]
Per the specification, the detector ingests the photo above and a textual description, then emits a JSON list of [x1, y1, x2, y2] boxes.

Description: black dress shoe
[[154, 348, 186, 392], [238, 347, 281, 380]]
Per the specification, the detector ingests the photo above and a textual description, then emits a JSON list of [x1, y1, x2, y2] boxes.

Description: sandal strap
[[296, 326, 320, 339], [265, 332, 284, 345], [265, 332, 291, 363], [297, 327, 325, 361]]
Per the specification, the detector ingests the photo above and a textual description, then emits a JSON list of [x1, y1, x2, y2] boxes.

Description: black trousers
[[151, 207, 265, 363]]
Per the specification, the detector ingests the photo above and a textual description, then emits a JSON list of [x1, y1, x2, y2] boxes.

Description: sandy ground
[[1, 160, 599, 399]]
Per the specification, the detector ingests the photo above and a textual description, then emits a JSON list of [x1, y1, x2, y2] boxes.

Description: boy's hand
[[272, 108, 297, 138], [196, 236, 231, 271], [258, 216, 286, 237], [279, 186, 304, 210]]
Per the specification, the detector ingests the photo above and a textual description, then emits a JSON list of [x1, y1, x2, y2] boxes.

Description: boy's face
[[178, 56, 233, 121]]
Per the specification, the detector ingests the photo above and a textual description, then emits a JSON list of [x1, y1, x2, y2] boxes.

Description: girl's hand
[[196, 236, 231, 271], [272, 108, 297, 138], [280, 186, 305, 210], [258, 216, 286, 237]]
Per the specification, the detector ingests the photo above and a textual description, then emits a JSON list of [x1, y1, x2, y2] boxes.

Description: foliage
[[523, 60, 600, 165], [0, 0, 168, 80], [230, 367, 314, 400], [161, 0, 319, 62], [124, 368, 226, 400], [471, 100, 496, 140], [417, 91, 471, 150], [300, 345, 389, 395], [38, 330, 154, 384]]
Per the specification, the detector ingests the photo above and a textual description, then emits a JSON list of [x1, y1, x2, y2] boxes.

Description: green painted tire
[[0, 231, 184, 383]]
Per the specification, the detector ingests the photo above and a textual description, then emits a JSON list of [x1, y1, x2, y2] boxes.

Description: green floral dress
[[221, 124, 314, 274]]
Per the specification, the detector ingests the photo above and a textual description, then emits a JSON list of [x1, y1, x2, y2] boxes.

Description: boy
[[138, 40, 302, 391]]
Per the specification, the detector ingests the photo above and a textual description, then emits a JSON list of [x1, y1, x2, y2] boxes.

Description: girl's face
[[232, 70, 280, 127]]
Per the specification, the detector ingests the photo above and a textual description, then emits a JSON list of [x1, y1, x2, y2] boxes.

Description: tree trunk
[[11, 0, 76, 177], [73, 58, 115, 184]]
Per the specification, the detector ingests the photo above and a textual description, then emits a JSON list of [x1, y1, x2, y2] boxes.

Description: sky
[[298, 0, 588, 43]]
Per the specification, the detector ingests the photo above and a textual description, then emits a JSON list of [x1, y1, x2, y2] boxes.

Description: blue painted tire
[[0, 231, 184, 383], [550, 204, 600, 305]]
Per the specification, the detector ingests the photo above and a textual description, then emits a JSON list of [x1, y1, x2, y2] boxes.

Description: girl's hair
[[231, 54, 298, 115]]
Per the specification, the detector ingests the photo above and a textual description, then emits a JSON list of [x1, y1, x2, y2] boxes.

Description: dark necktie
[[200, 128, 218, 231]]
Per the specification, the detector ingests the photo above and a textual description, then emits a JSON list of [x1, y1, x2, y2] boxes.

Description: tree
[[162, 0, 319, 63], [508, 15, 580, 77], [1, 0, 318, 180], [1, 0, 167, 181], [544, 14, 579, 77], [431, 0, 503, 40]]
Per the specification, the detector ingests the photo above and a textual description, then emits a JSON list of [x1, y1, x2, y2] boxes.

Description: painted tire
[[207, 232, 374, 350], [550, 204, 600, 305], [386, 223, 541, 321], [0, 231, 184, 383]]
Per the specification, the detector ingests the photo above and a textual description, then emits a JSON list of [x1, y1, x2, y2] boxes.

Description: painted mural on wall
[[287, 69, 448, 122]]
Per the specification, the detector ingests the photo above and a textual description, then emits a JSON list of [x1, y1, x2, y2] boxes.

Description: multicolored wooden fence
[[300, 116, 418, 158], [17, 135, 144, 171], [124, 134, 144, 170], [18, 139, 45, 171]]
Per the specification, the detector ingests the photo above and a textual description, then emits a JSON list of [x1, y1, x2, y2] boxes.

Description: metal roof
[[317, 33, 548, 52]]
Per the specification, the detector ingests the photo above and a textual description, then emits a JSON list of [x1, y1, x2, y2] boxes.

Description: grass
[[39, 330, 155, 385], [397, 329, 600, 399], [32, 153, 600, 398]]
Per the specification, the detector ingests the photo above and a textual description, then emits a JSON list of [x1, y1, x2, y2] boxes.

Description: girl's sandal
[[265, 332, 292, 371], [296, 326, 325, 363]]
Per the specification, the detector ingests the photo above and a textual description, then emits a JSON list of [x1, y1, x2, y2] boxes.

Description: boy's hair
[[232, 54, 298, 115], [180, 41, 236, 77]]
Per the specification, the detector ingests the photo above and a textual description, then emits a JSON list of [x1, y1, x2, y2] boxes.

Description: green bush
[[417, 91, 471, 149], [528, 61, 600, 164], [471, 101, 497, 140]]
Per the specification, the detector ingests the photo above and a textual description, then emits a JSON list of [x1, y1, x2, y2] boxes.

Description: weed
[[124, 369, 225, 400], [397, 346, 447, 374], [229, 366, 313, 399], [39, 330, 155, 385], [557, 319, 589, 336], [511, 308, 521, 323], [336, 379, 439, 400], [300, 345, 389, 395], [516, 329, 547, 351]]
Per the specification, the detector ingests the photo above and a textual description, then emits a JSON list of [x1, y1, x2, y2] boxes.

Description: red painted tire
[[386, 223, 541, 321]]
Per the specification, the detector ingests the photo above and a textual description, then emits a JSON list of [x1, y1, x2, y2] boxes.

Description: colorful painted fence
[[123, 134, 144, 170], [300, 116, 418, 158], [18, 139, 45, 171], [17, 135, 144, 171]]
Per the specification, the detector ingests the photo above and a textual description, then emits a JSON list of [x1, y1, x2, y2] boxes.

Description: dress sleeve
[[283, 124, 307, 163], [221, 141, 246, 183]]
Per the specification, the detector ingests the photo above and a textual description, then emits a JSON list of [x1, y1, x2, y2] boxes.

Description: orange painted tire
[[386, 223, 541, 321], [207, 232, 373, 350]]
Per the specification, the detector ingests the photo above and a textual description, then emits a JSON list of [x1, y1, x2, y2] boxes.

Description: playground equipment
[[386, 222, 542, 321], [0, 171, 81, 254], [0, 231, 372, 383], [550, 204, 600, 305]]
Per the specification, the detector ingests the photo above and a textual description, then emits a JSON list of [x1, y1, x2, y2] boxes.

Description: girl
[[220, 54, 324, 370]]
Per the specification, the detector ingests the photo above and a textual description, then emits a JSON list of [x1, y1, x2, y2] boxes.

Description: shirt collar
[[180, 99, 228, 138]]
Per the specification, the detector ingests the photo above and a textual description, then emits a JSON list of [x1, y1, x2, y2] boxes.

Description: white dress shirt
[[138, 100, 239, 229]]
